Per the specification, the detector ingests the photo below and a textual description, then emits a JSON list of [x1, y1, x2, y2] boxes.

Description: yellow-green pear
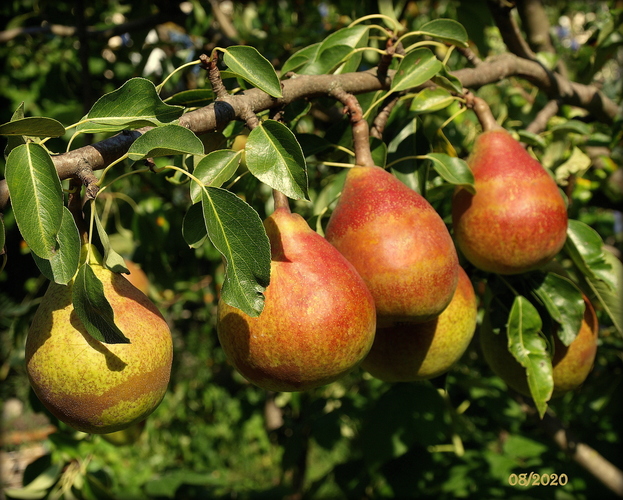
[[361, 266, 477, 381], [26, 248, 173, 434]]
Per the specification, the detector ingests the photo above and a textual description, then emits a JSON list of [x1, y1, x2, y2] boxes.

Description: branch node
[[76, 167, 100, 201], [202, 52, 229, 100]]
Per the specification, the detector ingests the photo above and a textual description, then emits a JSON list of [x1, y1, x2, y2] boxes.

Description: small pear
[[480, 296, 598, 398], [452, 129, 568, 274], [325, 166, 459, 326], [361, 266, 477, 381], [217, 200, 376, 392], [26, 249, 173, 434]]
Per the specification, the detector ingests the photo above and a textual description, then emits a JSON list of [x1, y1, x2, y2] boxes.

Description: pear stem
[[465, 92, 502, 132], [272, 189, 291, 212]]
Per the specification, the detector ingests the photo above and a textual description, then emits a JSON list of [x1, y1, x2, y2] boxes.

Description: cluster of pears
[[26, 247, 173, 434]]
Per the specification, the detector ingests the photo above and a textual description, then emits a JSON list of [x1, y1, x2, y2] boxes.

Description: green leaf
[[300, 25, 369, 75], [410, 88, 454, 113], [72, 263, 130, 344], [555, 147, 591, 185], [190, 149, 242, 202], [528, 272, 585, 346], [31, 207, 81, 285], [182, 202, 208, 248], [424, 153, 475, 192], [280, 43, 320, 75], [164, 89, 214, 107], [565, 219, 617, 290], [5, 143, 63, 259], [550, 120, 591, 135], [4, 461, 63, 499], [245, 120, 309, 200], [4, 103, 27, 157], [93, 209, 129, 274], [222, 46, 283, 98], [507, 296, 553, 417], [201, 187, 270, 317], [431, 64, 464, 93], [127, 124, 205, 161], [77, 78, 184, 134], [0, 117, 65, 138], [517, 130, 547, 148], [582, 250, 623, 336], [417, 19, 469, 47], [391, 48, 443, 92]]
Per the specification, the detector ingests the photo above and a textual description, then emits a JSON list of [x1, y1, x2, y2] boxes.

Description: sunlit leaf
[[391, 48, 443, 92], [0, 117, 65, 138], [127, 124, 204, 161], [424, 153, 475, 192], [190, 149, 242, 202], [417, 19, 469, 47], [222, 46, 282, 98]]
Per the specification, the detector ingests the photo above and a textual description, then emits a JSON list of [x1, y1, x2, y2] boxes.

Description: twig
[[457, 46, 483, 67], [201, 53, 230, 100], [487, 0, 536, 60], [464, 92, 502, 132], [371, 95, 400, 139], [525, 99, 560, 135]]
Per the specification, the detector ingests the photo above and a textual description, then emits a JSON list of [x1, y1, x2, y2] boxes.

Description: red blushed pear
[[361, 266, 477, 382], [26, 247, 173, 434], [480, 296, 598, 398], [217, 193, 376, 392], [325, 165, 459, 326], [452, 97, 568, 275]]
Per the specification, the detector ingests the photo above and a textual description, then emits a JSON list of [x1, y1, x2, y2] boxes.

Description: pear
[[361, 266, 477, 382], [217, 200, 376, 392], [325, 165, 459, 326], [123, 259, 150, 295], [26, 250, 173, 434], [480, 296, 598, 398], [452, 129, 568, 275]]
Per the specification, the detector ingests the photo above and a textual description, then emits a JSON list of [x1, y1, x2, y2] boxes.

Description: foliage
[[1, 1, 622, 499]]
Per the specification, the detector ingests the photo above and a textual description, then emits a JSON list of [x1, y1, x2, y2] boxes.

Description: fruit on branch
[[217, 198, 376, 392], [26, 249, 173, 434], [479, 296, 598, 398], [325, 165, 459, 326], [123, 259, 150, 295], [361, 266, 477, 381], [452, 122, 568, 275]]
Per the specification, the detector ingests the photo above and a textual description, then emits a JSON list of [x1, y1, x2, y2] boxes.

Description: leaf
[[431, 64, 464, 93], [72, 263, 130, 344], [417, 19, 469, 47], [182, 202, 208, 248], [245, 120, 309, 200], [4, 103, 27, 157], [582, 250, 623, 336], [517, 130, 547, 148], [424, 153, 475, 192], [127, 124, 205, 161], [555, 147, 592, 185], [4, 461, 63, 499], [565, 219, 617, 290], [77, 78, 184, 134], [391, 48, 443, 92], [0, 117, 65, 138], [5, 143, 63, 259], [280, 43, 320, 75], [301, 25, 369, 75], [93, 210, 129, 274], [528, 272, 585, 346], [222, 46, 283, 98], [550, 120, 591, 135], [507, 296, 553, 417], [201, 187, 271, 317], [190, 149, 242, 202], [31, 207, 81, 285], [410, 88, 454, 113], [165, 89, 214, 107]]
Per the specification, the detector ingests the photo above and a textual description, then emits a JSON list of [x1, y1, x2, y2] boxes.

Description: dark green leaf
[[182, 202, 208, 248], [280, 43, 321, 75], [127, 124, 204, 161], [222, 46, 282, 98], [410, 88, 454, 113], [201, 187, 271, 317], [391, 48, 443, 92], [190, 150, 242, 202], [245, 120, 309, 200], [417, 19, 469, 47], [77, 78, 184, 134], [424, 153, 475, 192], [550, 120, 591, 135], [72, 263, 130, 344], [582, 250, 622, 336], [301, 26, 369, 75], [0, 117, 65, 138], [528, 272, 585, 346], [295, 133, 332, 157], [507, 296, 553, 417], [31, 207, 81, 285], [518, 130, 547, 148], [431, 64, 464, 94], [5, 143, 63, 259], [93, 210, 129, 274], [164, 89, 214, 107], [4, 103, 27, 158]]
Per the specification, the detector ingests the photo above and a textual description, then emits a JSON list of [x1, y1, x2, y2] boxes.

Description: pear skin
[[26, 259, 173, 434], [480, 296, 598, 398], [325, 166, 459, 326], [217, 206, 376, 392], [361, 266, 477, 381], [452, 129, 568, 275]]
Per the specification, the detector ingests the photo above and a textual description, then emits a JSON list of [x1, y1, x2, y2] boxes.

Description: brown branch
[[1, 53, 619, 211], [371, 95, 400, 139], [525, 99, 560, 135], [487, 0, 536, 60]]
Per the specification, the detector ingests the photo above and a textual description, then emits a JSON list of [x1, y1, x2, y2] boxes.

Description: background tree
[[1, 1, 622, 499]]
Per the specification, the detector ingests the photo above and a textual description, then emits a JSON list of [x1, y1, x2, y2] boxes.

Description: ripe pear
[[325, 165, 459, 326], [123, 259, 150, 295], [361, 266, 477, 381], [480, 296, 598, 398], [217, 202, 376, 392], [452, 129, 568, 275], [26, 249, 173, 434]]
